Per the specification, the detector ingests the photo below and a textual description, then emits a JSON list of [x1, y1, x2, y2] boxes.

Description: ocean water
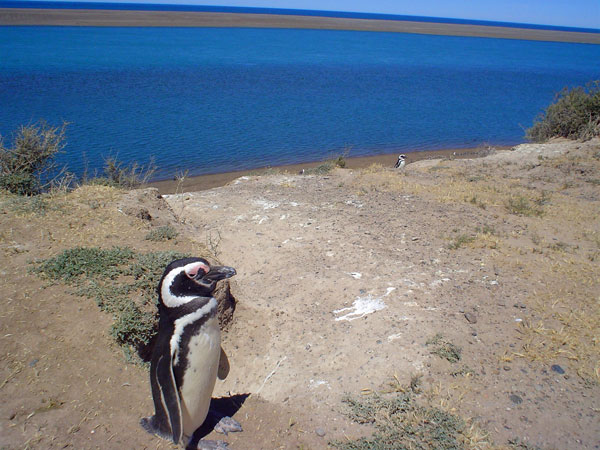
[[1, 26, 599, 181]]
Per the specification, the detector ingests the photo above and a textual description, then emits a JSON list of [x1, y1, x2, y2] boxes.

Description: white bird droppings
[[334, 295, 387, 321]]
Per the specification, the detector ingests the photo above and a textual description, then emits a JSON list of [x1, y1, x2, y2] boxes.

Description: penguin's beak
[[203, 266, 236, 281]]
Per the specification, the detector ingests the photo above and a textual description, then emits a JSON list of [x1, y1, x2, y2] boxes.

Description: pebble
[[28, 359, 39, 367], [514, 303, 527, 309], [197, 441, 230, 450], [551, 364, 565, 374], [315, 428, 326, 437], [503, 366, 511, 371], [509, 394, 523, 404], [464, 312, 478, 324]]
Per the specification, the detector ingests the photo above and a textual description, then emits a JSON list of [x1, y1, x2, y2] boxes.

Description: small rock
[[551, 364, 565, 374], [513, 303, 526, 309], [509, 394, 523, 404], [197, 440, 230, 450], [28, 359, 39, 367], [503, 366, 511, 371], [471, 331, 478, 336], [315, 428, 326, 437], [464, 312, 478, 324], [214, 417, 242, 435]]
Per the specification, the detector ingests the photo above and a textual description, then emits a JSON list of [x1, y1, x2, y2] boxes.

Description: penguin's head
[[398, 154, 406, 160], [158, 257, 236, 308]]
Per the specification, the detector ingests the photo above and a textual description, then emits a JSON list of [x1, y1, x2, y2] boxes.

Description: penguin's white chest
[[179, 315, 221, 435]]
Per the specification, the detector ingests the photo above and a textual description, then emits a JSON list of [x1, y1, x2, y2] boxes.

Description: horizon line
[[4, 0, 600, 33]]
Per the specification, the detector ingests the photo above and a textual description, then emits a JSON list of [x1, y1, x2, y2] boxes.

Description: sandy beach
[[2, 8, 599, 44], [149, 146, 506, 194]]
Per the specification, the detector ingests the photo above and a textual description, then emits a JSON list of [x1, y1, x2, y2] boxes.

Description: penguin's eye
[[183, 262, 209, 280]]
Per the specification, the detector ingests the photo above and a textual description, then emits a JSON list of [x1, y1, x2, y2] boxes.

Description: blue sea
[[1, 24, 599, 180]]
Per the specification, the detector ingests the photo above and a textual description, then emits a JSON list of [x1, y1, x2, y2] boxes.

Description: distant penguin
[[141, 257, 241, 446], [394, 154, 406, 169]]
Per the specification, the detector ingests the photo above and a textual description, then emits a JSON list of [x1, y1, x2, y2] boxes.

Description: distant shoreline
[[1, 8, 599, 44], [148, 146, 510, 195]]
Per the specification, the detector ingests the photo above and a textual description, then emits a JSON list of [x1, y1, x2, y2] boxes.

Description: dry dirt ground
[[1, 138, 599, 449]]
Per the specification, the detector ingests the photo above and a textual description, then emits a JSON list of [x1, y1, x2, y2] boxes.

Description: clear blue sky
[[42, 0, 600, 29]]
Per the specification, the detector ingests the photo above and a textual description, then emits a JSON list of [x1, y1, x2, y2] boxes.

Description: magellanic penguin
[[141, 257, 237, 445], [394, 154, 406, 169]]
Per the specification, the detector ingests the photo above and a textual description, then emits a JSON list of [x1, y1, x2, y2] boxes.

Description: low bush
[[145, 225, 179, 242], [303, 151, 349, 175], [88, 156, 156, 189], [0, 121, 69, 195], [527, 81, 600, 142], [33, 247, 190, 363]]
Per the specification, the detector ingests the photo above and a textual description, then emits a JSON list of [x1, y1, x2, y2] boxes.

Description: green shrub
[[0, 121, 68, 195], [145, 225, 179, 242], [34, 246, 135, 282], [3, 193, 65, 216], [526, 81, 600, 142], [110, 303, 156, 348], [0, 172, 38, 196], [33, 247, 190, 362]]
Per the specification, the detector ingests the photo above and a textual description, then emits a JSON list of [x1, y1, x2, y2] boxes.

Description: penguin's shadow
[[187, 393, 250, 447]]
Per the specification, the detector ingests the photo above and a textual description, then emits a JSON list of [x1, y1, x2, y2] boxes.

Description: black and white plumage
[[394, 154, 406, 169], [141, 257, 237, 446]]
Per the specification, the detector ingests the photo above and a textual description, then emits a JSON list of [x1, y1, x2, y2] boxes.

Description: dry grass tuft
[[333, 376, 493, 450]]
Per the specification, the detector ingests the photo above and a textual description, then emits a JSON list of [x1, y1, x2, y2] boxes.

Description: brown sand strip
[[1, 8, 599, 44], [149, 146, 508, 194]]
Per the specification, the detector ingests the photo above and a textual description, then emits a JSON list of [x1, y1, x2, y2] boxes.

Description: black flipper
[[158, 352, 183, 443], [143, 310, 183, 444]]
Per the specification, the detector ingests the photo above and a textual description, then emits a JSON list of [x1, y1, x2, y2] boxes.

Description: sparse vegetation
[[303, 151, 349, 175], [0, 121, 69, 195], [145, 225, 179, 242], [0, 122, 159, 196], [526, 81, 600, 142], [3, 192, 67, 216], [33, 247, 189, 362], [475, 224, 496, 236], [426, 334, 462, 363], [88, 156, 156, 189], [506, 195, 545, 217], [447, 234, 476, 250], [332, 377, 486, 450]]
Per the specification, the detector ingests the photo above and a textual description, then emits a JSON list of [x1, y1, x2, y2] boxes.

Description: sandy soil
[[1, 8, 599, 44], [1, 138, 599, 449]]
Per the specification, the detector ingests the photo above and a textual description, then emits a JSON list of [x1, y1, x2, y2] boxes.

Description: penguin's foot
[[213, 416, 243, 435], [195, 439, 230, 450], [140, 415, 174, 442]]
